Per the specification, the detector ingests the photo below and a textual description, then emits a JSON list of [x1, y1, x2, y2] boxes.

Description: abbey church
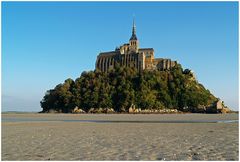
[[95, 20, 177, 72]]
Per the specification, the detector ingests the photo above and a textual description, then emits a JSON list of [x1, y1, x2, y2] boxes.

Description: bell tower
[[129, 19, 139, 53]]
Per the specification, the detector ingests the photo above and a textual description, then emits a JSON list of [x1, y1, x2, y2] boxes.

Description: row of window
[[130, 41, 137, 46]]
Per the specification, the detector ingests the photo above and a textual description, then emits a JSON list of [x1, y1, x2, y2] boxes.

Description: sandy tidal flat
[[2, 113, 239, 160]]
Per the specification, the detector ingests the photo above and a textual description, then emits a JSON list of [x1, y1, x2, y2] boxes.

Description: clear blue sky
[[2, 2, 238, 112]]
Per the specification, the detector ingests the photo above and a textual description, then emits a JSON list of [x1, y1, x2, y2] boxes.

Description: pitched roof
[[130, 34, 137, 41], [99, 51, 118, 57], [139, 48, 154, 51]]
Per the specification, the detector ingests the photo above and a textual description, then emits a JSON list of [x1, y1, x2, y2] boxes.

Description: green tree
[[40, 64, 217, 113]]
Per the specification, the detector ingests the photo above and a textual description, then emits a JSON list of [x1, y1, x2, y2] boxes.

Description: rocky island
[[3, 3, 238, 161], [40, 20, 232, 114]]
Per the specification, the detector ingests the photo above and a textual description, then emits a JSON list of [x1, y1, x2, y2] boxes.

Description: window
[[146, 52, 150, 58]]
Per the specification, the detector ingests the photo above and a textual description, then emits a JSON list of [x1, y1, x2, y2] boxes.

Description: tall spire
[[132, 18, 136, 36], [130, 17, 137, 40]]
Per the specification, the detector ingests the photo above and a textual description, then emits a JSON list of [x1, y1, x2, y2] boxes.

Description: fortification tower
[[129, 19, 139, 53]]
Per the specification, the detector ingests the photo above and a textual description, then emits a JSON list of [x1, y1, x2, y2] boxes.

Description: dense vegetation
[[40, 64, 217, 113]]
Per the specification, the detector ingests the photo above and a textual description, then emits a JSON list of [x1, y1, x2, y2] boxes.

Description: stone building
[[95, 20, 177, 72]]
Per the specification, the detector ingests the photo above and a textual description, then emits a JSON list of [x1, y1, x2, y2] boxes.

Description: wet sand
[[2, 113, 239, 160]]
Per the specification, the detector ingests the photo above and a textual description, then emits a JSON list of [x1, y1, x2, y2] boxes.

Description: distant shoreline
[[2, 111, 39, 114], [2, 111, 238, 114]]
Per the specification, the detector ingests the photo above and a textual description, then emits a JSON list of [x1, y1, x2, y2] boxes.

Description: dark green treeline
[[40, 64, 217, 113]]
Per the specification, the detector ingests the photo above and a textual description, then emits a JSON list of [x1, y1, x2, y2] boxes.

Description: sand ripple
[[2, 114, 239, 160]]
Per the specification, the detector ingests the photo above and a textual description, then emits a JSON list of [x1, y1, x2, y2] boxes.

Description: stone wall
[[96, 52, 177, 72], [154, 59, 177, 71], [96, 46, 176, 72], [96, 51, 143, 72], [95, 52, 117, 72]]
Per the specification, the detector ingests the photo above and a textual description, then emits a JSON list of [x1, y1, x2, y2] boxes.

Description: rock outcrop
[[72, 107, 85, 113], [206, 99, 232, 113], [88, 108, 115, 113]]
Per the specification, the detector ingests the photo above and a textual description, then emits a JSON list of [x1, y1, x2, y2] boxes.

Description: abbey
[[95, 20, 177, 72]]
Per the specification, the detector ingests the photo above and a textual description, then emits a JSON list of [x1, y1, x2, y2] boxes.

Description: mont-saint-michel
[[2, 2, 238, 161], [40, 20, 232, 114]]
